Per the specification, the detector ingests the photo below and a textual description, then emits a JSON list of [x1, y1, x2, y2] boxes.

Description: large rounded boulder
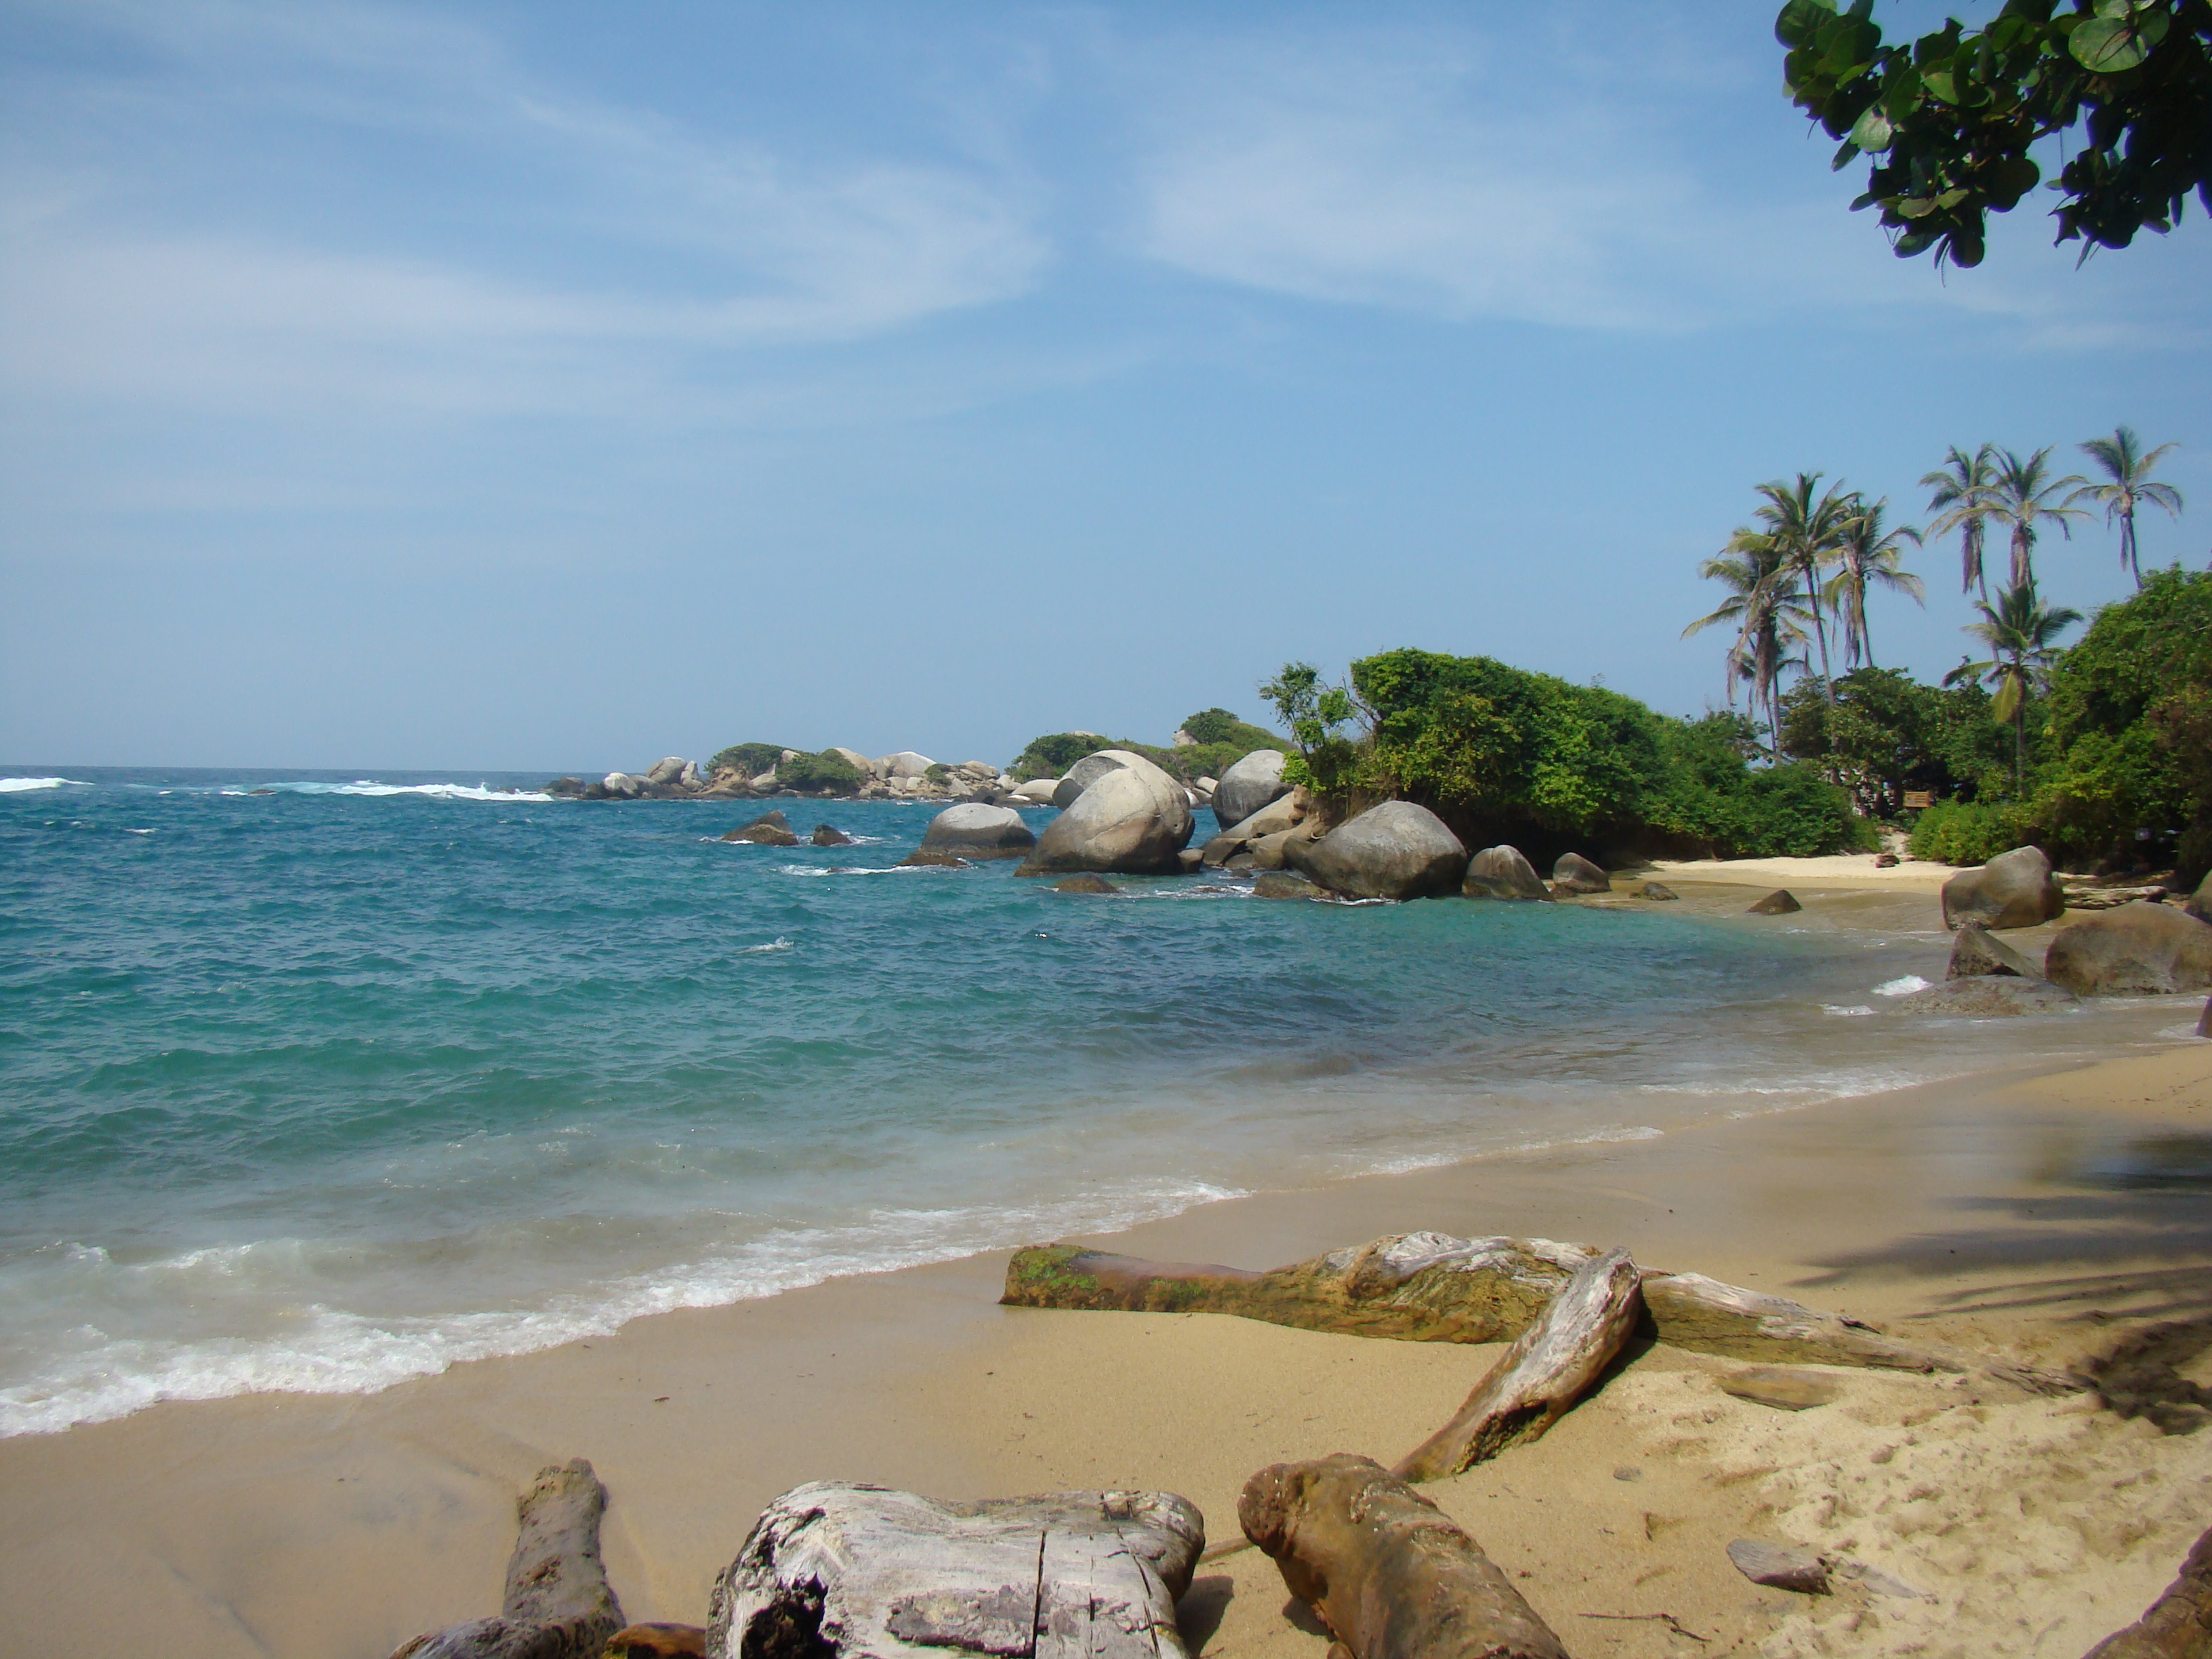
[[1212, 749, 1290, 829], [1286, 800, 1468, 901], [1051, 751, 1132, 811], [1941, 845, 2064, 931], [2044, 901, 2212, 996], [1464, 845, 1551, 901], [1018, 754, 1193, 876], [919, 803, 1036, 860], [1551, 853, 1611, 895]]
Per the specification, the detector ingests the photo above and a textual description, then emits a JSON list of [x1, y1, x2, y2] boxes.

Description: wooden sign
[[1903, 790, 1932, 811]]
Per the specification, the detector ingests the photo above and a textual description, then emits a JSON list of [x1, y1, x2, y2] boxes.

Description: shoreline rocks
[[1464, 845, 1552, 901], [917, 804, 1036, 861], [1285, 800, 1468, 901], [1942, 845, 2064, 931], [1551, 852, 1611, 895], [1017, 753, 1194, 877], [2045, 901, 2212, 996]]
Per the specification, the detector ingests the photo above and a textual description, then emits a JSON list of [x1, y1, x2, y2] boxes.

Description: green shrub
[[1007, 733, 1105, 782], [710, 741, 787, 779], [1179, 708, 1286, 750], [1908, 799, 2035, 865], [776, 750, 862, 794]]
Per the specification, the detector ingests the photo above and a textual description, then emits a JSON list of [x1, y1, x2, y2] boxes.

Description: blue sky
[[3, 0, 2206, 771]]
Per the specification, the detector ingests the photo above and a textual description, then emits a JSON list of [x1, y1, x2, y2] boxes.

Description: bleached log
[[1001, 1233, 1590, 1344], [391, 1459, 624, 1659], [1394, 1247, 1643, 1481], [708, 1483, 1204, 1659], [1239, 1454, 1567, 1659], [2083, 1521, 2212, 1658]]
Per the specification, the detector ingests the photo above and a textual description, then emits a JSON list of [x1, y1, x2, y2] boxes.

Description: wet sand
[[7, 1021, 2212, 1658]]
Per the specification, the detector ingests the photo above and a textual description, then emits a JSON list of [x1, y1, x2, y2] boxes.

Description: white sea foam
[[224, 781, 551, 802], [0, 777, 90, 792], [737, 938, 794, 954], [1874, 975, 1933, 996], [1823, 1004, 1876, 1017]]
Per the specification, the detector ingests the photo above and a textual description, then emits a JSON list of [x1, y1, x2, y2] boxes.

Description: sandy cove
[[6, 872, 2211, 1659]]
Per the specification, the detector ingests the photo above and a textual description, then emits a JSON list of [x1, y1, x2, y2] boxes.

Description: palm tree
[[1921, 443, 1997, 599], [1751, 472, 1856, 706], [2070, 426, 2184, 588], [1825, 495, 1924, 670], [1943, 579, 2084, 793], [1684, 528, 1809, 756], [1983, 447, 2088, 590]]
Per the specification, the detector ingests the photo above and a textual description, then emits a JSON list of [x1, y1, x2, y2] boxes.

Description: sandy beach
[[7, 889, 2211, 1659]]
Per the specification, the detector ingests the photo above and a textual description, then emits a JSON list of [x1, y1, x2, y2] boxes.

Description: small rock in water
[[723, 811, 799, 846], [1253, 872, 1321, 901], [1726, 1538, 1829, 1593], [1052, 874, 1119, 895], [1719, 1366, 1840, 1411], [1894, 977, 2076, 1017], [1747, 888, 1802, 915], [811, 824, 854, 846], [1946, 922, 2041, 981], [1177, 847, 1204, 873], [1637, 882, 1679, 901], [899, 849, 971, 868]]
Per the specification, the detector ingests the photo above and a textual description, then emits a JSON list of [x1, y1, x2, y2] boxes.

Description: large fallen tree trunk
[[1240, 1454, 1568, 1659], [1394, 1247, 1643, 1481], [391, 1459, 626, 1659], [708, 1483, 1204, 1659], [2083, 1522, 2212, 1658], [1004, 1233, 2075, 1386]]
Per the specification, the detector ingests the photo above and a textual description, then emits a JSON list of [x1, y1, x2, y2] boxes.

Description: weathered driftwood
[[708, 1483, 1204, 1659], [391, 1459, 624, 1659], [1002, 1233, 1593, 1344], [1394, 1248, 1643, 1481], [1003, 1232, 2047, 1382], [1239, 1454, 1567, 1659], [2084, 1522, 2212, 1658]]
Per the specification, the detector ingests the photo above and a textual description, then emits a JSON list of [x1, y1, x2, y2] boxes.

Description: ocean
[[0, 767, 2189, 1437]]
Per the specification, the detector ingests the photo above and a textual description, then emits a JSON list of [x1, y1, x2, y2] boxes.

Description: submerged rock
[[898, 849, 972, 868], [1252, 872, 1321, 901], [1893, 977, 2077, 1017], [1212, 749, 1290, 828], [2045, 901, 2212, 996], [1747, 889, 1802, 916], [1942, 844, 2064, 931], [1947, 923, 2041, 981], [1052, 874, 1119, 895], [1551, 852, 1611, 895], [1018, 754, 1193, 876], [811, 824, 854, 847], [1286, 800, 1468, 901], [918, 804, 1036, 860], [722, 811, 798, 846], [1463, 845, 1551, 901]]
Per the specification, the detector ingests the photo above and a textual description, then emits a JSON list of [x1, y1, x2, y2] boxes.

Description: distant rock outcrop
[[1942, 845, 2064, 931], [1286, 801, 1468, 901]]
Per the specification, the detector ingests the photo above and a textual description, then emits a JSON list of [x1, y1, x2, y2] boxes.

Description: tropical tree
[[1944, 579, 2085, 793], [1683, 527, 1809, 756], [1750, 472, 1858, 706], [2071, 426, 2186, 588], [1983, 447, 2089, 590], [1922, 443, 1998, 598], [1826, 495, 1924, 670]]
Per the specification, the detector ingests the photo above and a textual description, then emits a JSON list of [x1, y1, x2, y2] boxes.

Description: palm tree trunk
[[1805, 583, 1837, 708], [2011, 527, 2034, 590], [2123, 509, 2140, 588]]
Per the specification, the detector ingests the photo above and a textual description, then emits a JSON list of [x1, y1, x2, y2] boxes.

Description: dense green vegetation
[[1006, 710, 1285, 785], [777, 749, 863, 794], [709, 741, 786, 779]]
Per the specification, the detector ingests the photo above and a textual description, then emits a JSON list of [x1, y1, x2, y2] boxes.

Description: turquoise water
[[0, 767, 2181, 1435]]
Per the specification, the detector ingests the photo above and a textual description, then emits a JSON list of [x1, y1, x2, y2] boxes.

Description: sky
[[3, 0, 2207, 773]]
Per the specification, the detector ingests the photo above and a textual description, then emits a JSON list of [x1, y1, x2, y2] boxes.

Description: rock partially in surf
[[1637, 882, 1680, 901], [899, 849, 972, 868], [1463, 845, 1551, 901], [1892, 977, 2077, 1017], [644, 757, 689, 787], [811, 824, 855, 847], [1947, 923, 2042, 981], [1942, 845, 2063, 931], [2045, 901, 2212, 997], [1551, 852, 1611, 895], [544, 777, 588, 798], [1052, 874, 1119, 895], [1253, 872, 1321, 901], [1748, 889, 1802, 916], [1286, 800, 1468, 902], [1017, 754, 1193, 876], [1212, 749, 1290, 829], [919, 803, 1036, 860], [1051, 751, 1132, 811], [1199, 832, 1245, 868], [723, 811, 798, 846], [601, 772, 645, 800], [1177, 847, 1204, 873]]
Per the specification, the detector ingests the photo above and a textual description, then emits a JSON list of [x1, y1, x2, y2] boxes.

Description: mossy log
[[2083, 1522, 2212, 1658], [708, 1483, 1204, 1659], [1239, 1454, 1567, 1659], [1393, 1248, 1643, 1481], [391, 1460, 624, 1659]]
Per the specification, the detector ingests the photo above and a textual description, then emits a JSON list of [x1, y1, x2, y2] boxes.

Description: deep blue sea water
[[0, 766, 2186, 1436]]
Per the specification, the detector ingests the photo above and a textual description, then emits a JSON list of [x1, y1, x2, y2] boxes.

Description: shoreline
[[7, 1030, 2211, 1656]]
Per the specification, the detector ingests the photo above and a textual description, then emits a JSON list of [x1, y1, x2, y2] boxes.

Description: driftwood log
[[1240, 1454, 1567, 1659], [2084, 1522, 2212, 1658], [708, 1483, 1204, 1659], [391, 1459, 624, 1659], [1004, 1233, 2074, 1387], [1394, 1247, 1643, 1481]]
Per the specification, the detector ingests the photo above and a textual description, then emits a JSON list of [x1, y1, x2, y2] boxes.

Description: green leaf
[[1935, 187, 1969, 209], [1832, 138, 1862, 169], [1847, 104, 1895, 151], [1896, 195, 1938, 218], [1776, 0, 1837, 49], [2069, 11, 2167, 71], [1921, 65, 1959, 102], [1984, 154, 2041, 208]]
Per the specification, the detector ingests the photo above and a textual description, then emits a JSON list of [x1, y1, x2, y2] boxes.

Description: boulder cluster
[[547, 747, 1239, 810]]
